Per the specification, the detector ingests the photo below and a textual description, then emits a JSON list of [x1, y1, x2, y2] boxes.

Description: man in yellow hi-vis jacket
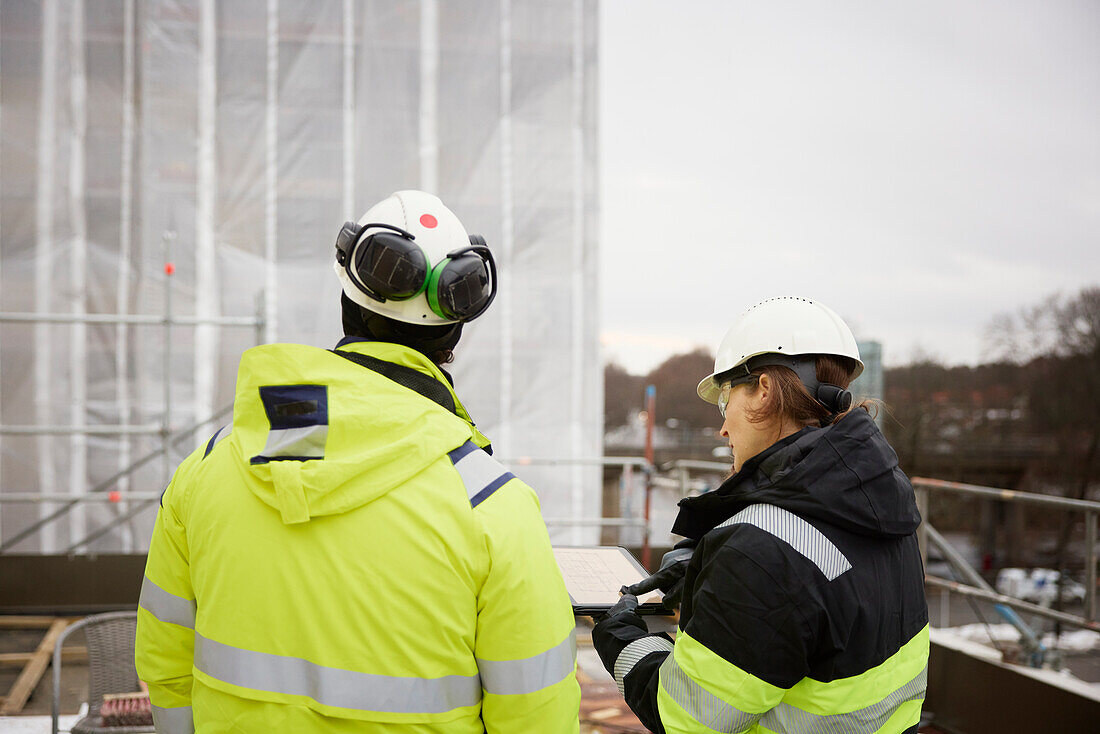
[[136, 190, 580, 733]]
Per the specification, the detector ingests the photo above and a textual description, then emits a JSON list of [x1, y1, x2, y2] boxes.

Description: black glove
[[591, 592, 639, 624], [604, 592, 639, 619], [591, 592, 649, 677], [623, 538, 697, 610]]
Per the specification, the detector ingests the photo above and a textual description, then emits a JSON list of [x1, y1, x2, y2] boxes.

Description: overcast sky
[[598, 0, 1100, 374]]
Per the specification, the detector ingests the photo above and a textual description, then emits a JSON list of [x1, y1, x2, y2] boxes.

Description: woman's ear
[[756, 372, 771, 402]]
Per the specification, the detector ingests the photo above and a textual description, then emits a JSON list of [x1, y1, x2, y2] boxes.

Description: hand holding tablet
[[552, 546, 675, 616]]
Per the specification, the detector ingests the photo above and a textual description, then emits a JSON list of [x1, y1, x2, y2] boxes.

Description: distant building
[[853, 340, 884, 425]]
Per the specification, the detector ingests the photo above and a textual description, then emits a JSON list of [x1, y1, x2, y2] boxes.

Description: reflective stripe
[[762, 667, 927, 734], [194, 632, 481, 715], [719, 503, 852, 580], [614, 636, 674, 696], [448, 440, 515, 508], [151, 704, 194, 734], [139, 576, 196, 629], [253, 424, 328, 463], [673, 631, 783, 712], [478, 631, 577, 696], [659, 652, 762, 733], [785, 625, 929, 711]]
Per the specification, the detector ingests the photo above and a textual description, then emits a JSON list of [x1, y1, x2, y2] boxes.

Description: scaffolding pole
[[34, 0, 60, 552], [0, 405, 232, 554], [569, 0, 586, 547], [0, 313, 263, 327], [117, 0, 137, 553], [497, 0, 513, 456]]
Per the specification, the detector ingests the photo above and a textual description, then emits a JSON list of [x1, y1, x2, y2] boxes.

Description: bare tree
[[604, 362, 645, 428], [988, 286, 1100, 573], [646, 349, 718, 429]]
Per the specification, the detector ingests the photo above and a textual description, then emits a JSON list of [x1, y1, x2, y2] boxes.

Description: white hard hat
[[697, 296, 864, 404], [333, 190, 496, 325]]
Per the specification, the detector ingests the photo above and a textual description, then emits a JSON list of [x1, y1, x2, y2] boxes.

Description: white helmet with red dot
[[333, 190, 496, 325]]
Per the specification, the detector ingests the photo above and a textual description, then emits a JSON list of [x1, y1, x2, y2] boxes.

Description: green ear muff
[[425, 237, 498, 322], [425, 258, 451, 319]]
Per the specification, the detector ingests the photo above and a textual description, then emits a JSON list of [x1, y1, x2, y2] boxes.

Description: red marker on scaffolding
[[164, 262, 175, 276], [108, 491, 122, 503]]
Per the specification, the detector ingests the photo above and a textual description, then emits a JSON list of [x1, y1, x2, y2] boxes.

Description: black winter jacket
[[593, 409, 929, 734]]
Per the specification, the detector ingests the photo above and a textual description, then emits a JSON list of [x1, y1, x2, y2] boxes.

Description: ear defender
[[746, 354, 853, 417], [425, 258, 451, 319], [425, 235, 497, 322], [336, 222, 429, 303], [816, 384, 853, 414]]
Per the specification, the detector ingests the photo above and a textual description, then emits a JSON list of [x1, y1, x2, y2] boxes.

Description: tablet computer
[[553, 546, 674, 616]]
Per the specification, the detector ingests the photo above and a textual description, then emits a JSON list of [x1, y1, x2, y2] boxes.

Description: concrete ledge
[[927, 627, 1100, 733]]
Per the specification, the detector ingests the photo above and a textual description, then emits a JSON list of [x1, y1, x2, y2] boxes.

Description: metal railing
[[652, 464, 1100, 645], [0, 312, 262, 327], [499, 456, 654, 544], [912, 477, 1099, 625]]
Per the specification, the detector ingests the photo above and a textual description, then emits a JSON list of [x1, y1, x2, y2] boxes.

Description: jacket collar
[[672, 410, 920, 540]]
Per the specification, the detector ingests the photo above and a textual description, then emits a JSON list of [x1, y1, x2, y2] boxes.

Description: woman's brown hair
[[744, 354, 864, 429]]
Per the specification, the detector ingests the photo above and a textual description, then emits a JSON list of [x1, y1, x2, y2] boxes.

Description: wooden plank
[[0, 616, 61, 629], [0, 646, 86, 667], [0, 618, 68, 714]]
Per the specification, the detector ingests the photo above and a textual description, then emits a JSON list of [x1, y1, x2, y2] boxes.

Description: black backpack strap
[[330, 349, 458, 416]]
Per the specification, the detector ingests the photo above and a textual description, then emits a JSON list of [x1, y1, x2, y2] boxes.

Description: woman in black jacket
[[592, 296, 928, 734]]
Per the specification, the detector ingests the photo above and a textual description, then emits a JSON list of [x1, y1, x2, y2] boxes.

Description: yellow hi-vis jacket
[[136, 340, 580, 733]]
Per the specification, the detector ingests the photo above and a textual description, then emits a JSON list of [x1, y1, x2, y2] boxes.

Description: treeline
[[605, 286, 1100, 501], [605, 350, 715, 430]]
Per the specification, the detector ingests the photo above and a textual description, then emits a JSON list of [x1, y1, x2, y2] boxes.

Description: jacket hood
[[226, 341, 486, 524], [673, 409, 921, 540]]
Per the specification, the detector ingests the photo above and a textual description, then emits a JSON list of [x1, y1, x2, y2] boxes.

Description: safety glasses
[[717, 374, 758, 418]]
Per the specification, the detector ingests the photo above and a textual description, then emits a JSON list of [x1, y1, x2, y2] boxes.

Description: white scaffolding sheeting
[[418, 0, 438, 194], [340, 0, 353, 220], [66, 0, 88, 545], [34, 0, 60, 552], [194, 0, 218, 429], [0, 0, 4, 541], [115, 0, 137, 551], [265, 0, 279, 344], [0, 0, 602, 553], [497, 0, 514, 459]]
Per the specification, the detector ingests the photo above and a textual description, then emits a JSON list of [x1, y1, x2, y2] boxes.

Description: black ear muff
[[334, 221, 362, 266], [816, 384, 853, 414], [338, 222, 428, 303], [354, 231, 429, 300]]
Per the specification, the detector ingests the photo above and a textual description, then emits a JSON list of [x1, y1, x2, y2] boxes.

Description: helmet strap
[[744, 354, 853, 417]]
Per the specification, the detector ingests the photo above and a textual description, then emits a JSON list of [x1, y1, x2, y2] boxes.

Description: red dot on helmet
[[419, 214, 438, 229]]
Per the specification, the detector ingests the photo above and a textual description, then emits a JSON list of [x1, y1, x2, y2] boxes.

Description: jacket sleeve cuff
[[592, 619, 674, 734], [591, 610, 650, 676]]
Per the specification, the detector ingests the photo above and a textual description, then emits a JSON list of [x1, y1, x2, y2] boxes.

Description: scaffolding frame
[[1, 0, 603, 554], [0, 228, 265, 553]]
